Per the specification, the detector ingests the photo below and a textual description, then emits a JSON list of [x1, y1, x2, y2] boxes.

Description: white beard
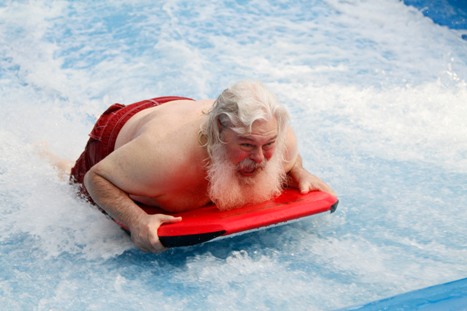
[[207, 142, 287, 211]]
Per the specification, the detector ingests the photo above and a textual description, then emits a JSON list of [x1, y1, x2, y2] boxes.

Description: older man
[[71, 81, 334, 252]]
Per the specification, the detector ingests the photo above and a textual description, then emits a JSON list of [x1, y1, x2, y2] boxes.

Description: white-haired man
[[71, 81, 335, 252]]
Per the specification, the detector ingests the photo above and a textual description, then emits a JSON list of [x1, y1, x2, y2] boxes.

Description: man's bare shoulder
[[283, 126, 299, 173]]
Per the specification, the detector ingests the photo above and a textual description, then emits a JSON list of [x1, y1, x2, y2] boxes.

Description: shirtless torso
[[102, 99, 214, 212]]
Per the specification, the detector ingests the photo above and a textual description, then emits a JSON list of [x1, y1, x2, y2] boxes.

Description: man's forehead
[[239, 118, 278, 139]]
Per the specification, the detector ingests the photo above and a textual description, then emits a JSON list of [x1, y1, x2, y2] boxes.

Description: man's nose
[[250, 147, 264, 163]]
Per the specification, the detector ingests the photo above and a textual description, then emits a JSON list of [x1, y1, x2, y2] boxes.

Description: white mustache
[[238, 158, 267, 172]]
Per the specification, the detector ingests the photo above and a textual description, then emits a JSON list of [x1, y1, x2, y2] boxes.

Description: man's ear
[[217, 117, 228, 134]]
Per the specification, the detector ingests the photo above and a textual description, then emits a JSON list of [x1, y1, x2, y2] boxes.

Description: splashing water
[[1, 1, 466, 310]]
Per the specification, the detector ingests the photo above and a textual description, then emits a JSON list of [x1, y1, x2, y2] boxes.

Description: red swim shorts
[[70, 96, 193, 201]]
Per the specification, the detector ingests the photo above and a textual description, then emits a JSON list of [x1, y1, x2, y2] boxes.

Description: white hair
[[201, 80, 289, 157]]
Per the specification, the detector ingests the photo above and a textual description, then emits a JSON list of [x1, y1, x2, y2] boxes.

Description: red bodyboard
[[136, 189, 338, 247]]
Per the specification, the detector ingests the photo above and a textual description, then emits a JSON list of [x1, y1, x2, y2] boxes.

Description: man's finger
[[159, 215, 182, 224]]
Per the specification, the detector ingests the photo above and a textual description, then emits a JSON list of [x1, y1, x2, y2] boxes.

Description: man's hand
[[129, 213, 182, 253], [289, 167, 336, 196], [287, 155, 336, 196]]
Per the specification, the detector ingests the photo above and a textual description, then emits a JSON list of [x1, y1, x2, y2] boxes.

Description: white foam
[[1, 0, 466, 310], [281, 82, 467, 174]]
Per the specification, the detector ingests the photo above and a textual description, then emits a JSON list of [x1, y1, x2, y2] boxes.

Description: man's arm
[[83, 137, 181, 252], [284, 127, 336, 196]]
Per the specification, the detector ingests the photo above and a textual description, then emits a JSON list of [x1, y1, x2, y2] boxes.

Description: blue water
[[404, 0, 467, 34], [346, 277, 467, 310], [1, 1, 466, 310]]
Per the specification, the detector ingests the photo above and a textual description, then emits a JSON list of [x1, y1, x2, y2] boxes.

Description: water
[[1, 0, 466, 310]]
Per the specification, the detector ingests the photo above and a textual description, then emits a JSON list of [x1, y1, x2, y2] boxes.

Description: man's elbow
[[83, 165, 100, 191]]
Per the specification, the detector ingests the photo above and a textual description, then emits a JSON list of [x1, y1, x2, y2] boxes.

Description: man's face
[[207, 117, 285, 210], [221, 118, 278, 178]]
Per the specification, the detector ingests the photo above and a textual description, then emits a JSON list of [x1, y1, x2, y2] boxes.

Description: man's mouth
[[239, 167, 257, 176], [237, 160, 265, 177]]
